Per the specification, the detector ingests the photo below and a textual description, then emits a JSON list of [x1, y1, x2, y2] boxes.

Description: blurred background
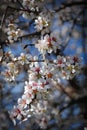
[[0, 0, 87, 130]]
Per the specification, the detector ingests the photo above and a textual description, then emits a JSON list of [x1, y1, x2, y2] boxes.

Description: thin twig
[[16, 0, 25, 10], [19, 31, 41, 39], [58, 83, 74, 99], [0, 6, 9, 28]]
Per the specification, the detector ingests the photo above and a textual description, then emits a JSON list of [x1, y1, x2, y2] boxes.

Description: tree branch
[[55, 1, 87, 12]]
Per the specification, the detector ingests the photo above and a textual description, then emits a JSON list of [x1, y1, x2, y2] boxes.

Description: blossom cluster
[[5, 23, 21, 43], [2, 50, 81, 82], [6, 53, 81, 126], [1, 52, 81, 128], [22, 0, 44, 19], [35, 33, 61, 55], [10, 63, 51, 125], [1, 52, 34, 81], [53, 55, 81, 80], [2, 62, 18, 82]]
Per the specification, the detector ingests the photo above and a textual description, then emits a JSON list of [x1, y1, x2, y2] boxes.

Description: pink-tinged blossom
[[2, 70, 15, 82], [10, 106, 25, 125], [54, 55, 66, 69], [35, 34, 62, 55]]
